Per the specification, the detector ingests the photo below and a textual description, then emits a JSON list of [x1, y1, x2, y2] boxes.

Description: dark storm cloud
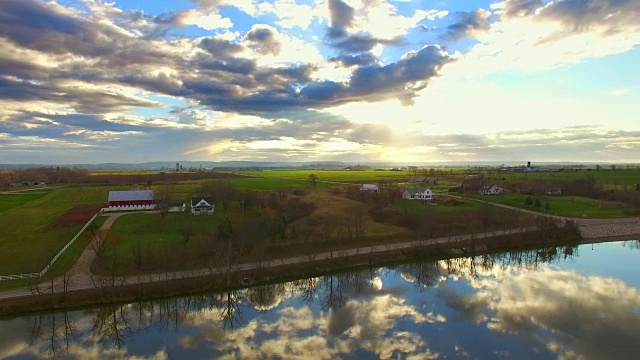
[[244, 26, 282, 56], [443, 9, 492, 41], [327, 0, 356, 39], [330, 53, 378, 67]]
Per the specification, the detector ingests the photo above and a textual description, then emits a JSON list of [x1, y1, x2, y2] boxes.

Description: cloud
[[244, 25, 282, 56], [327, 0, 356, 39], [330, 53, 379, 67], [445, 267, 640, 360], [443, 9, 492, 41], [199, 37, 244, 57], [173, 8, 233, 30]]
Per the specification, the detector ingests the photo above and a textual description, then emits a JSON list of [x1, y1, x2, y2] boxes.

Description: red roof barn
[[108, 190, 155, 208]]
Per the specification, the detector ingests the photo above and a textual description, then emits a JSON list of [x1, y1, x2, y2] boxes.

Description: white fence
[[0, 213, 99, 282]]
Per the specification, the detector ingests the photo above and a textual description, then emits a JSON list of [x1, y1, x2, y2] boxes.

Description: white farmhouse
[[400, 187, 433, 201], [191, 197, 214, 215]]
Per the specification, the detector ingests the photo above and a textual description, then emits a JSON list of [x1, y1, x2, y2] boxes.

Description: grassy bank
[[0, 230, 584, 317]]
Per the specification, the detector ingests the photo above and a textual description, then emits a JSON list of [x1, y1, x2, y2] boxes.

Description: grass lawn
[[0, 186, 120, 275], [96, 211, 231, 274], [466, 193, 637, 218], [0, 191, 51, 213]]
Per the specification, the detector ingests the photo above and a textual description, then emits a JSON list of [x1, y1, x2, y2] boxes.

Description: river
[[1, 240, 639, 359]]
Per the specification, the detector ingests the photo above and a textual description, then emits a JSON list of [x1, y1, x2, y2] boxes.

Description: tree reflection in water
[[6, 242, 629, 360]]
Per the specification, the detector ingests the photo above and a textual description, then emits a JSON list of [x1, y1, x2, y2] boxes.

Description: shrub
[[534, 198, 542, 207], [525, 196, 533, 206]]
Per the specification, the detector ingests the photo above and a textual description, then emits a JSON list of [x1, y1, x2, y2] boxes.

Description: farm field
[[0, 191, 51, 213], [0, 186, 120, 276], [465, 193, 638, 218], [239, 169, 412, 182], [487, 169, 640, 188]]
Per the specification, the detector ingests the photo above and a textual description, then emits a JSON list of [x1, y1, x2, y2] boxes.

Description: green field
[[465, 193, 638, 218], [0, 192, 51, 213], [239, 169, 411, 182], [484, 169, 640, 188], [0, 186, 119, 276], [100, 212, 224, 274]]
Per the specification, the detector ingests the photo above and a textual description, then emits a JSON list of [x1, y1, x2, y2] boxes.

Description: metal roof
[[108, 190, 155, 202], [191, 197, 213, 207]]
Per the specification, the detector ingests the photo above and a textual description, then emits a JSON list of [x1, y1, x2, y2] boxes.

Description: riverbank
[[0, 229, 606, 317], [578, 220, 640, 239]]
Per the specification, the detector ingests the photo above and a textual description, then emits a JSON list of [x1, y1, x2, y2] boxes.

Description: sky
[[0, 0, 638, 164]]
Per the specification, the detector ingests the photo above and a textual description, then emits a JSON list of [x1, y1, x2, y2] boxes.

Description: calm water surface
[[1, 240, 639, 359]]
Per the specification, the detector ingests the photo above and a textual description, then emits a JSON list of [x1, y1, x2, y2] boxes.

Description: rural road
[[65, 212, 131, 286]]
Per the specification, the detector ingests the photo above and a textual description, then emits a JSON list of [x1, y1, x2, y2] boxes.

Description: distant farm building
[[106, 190, 156, 212], [168, 202, 186, 212], [11, 178, 46, 187], [191, 197, 214, 215], [359, 184, 379, 193], [399, 187, 433, 201], [409, 177, 437, 185], [479, 184, 503, 195]]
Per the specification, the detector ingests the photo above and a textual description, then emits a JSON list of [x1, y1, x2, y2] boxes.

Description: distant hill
[[0, 160, 632, 171]]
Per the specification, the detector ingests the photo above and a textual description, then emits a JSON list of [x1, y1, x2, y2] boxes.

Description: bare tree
[[200, 180, 238, 212], [308, 173, 319, 189], [177, 217, 194, 246], [61, 269, 74, 295], [90, 229, 110, 258], [156, 184, 174, 221], [217, 290, 244, 329]]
